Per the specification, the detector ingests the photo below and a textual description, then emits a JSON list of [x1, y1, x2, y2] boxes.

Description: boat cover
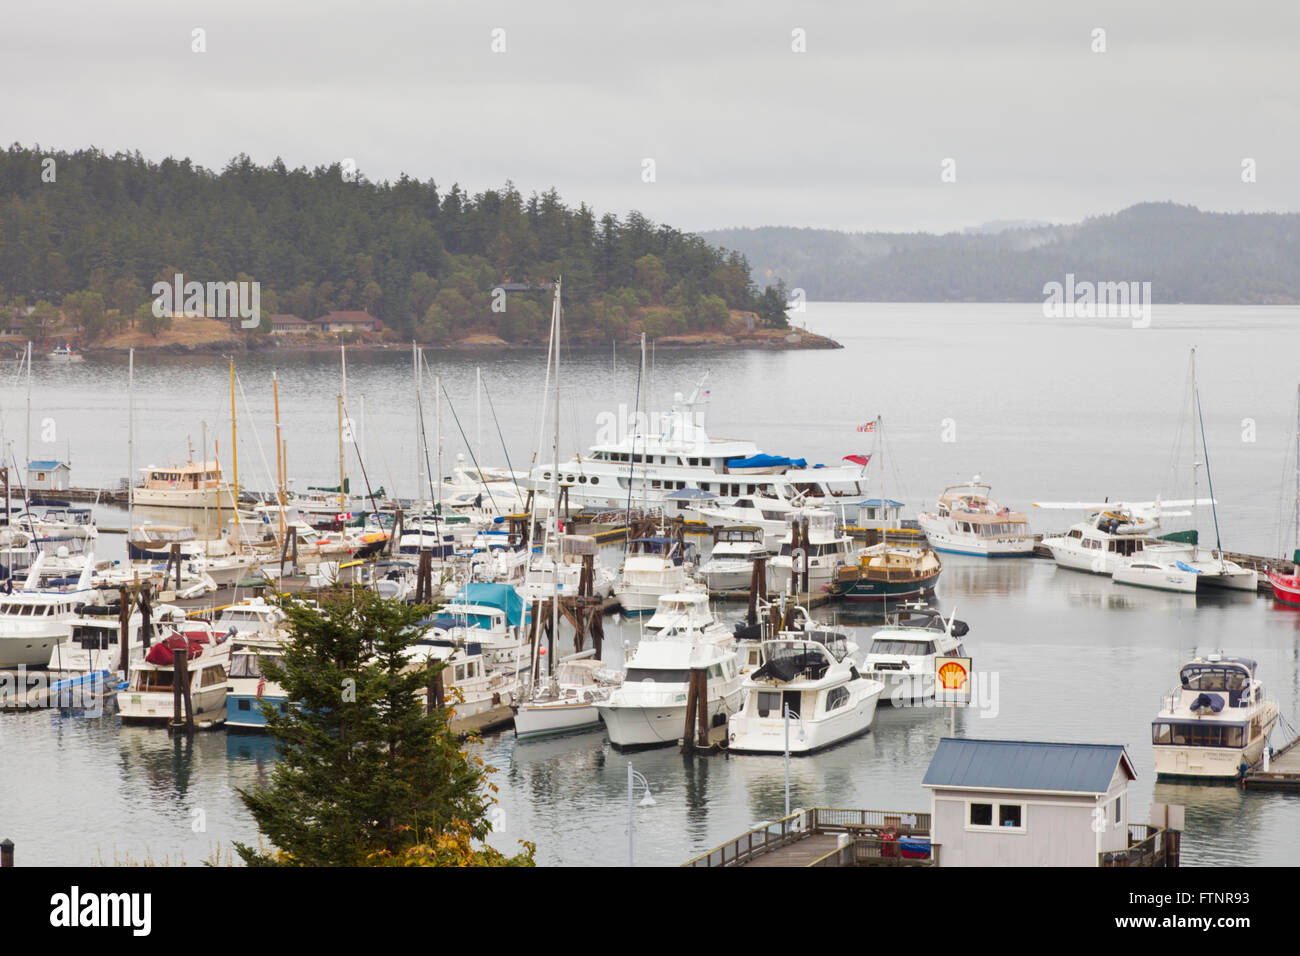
[[1190, 692, 1225, 713], [726, 454, 807, 470], [453, 582, 524, 627], [144, 634, 207, 665], [1175, 561, 1202, 574]]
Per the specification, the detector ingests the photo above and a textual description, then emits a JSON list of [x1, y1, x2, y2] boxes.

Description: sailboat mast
[[414, 343, 424, 503], [128, 348, 134, 534], [274, 372, 284, 542], [229, 359, 239, 503], [552, 279, 562, 674], [24, 342, 31, 488], [1294, 384, 1300, 558], [337, 394, 345, 513], [340, 345, 349, 506]]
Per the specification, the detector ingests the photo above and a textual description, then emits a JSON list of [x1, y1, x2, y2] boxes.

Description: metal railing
[[1099, 825, 1180, 867], [682, 807, 932, 867]]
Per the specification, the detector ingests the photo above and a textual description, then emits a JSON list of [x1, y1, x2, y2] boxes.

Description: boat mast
[[414, 343, 424, 504], [337, 394, 345, 516], [1294, 384, 1300, 560], [551, 278, 562, 677], [229, 358, 239, 504], [128, 348, 134, 539], [340, 345, 348, 510], [24, 342, 31, 500], [274, 372, 284, 544]]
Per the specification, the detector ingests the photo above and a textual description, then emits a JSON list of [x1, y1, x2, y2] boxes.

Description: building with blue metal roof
[[923, 738, 1138, 866]]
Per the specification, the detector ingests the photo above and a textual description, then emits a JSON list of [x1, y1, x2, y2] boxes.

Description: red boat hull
[[1268, 571, 1300, 606]]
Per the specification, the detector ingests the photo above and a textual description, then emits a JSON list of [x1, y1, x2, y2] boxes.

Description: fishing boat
[[513, 651, 621, 741], [860, 604, 968, 705], [47, 343, 83, 362], [119, 622, 233, 726], [698, 525, 770, 591], [727, 629, 883, 754], [1152, 653, 1279, 779], [595, 630, 743, 749], [404, 636, 519, 717], [838, 544, 942, 601], [918, 478, 1034, 557]]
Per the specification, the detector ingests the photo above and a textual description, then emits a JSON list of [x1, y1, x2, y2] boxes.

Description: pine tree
[[235, 590, 533, 867]]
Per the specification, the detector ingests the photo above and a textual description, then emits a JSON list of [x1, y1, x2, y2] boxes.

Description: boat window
[[200, 666, 225, 688], [826, 686, 849, 711], [626, 668, 688, 683], [708, 663, 722, 679], [229, 655, 263, 679], [757, 690, 781, 717], [1152, 722, 1246, 748], [1180, 665, 1246, 692], [1068, 529, 1083, 539]]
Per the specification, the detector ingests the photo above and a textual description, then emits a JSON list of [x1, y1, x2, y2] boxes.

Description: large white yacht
[[860, 604, 968, 705], [918, 478, 1034, 557], [528, 382, 872, 513], [728, 628, 883, 754], [1152, 654, 1278, 779]]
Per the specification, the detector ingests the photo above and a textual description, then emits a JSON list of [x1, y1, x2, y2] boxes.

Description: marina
[[5, 304, 1300, 870]]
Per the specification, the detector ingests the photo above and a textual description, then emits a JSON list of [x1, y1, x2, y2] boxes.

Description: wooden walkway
[[740, 833, 840, 867]]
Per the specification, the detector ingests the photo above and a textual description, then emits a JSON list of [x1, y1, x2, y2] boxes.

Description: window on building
[[969, 803, 993, 827], [999, 805, 1022, 827]]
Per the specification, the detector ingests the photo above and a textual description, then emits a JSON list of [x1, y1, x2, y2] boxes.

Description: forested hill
[[0, 146, 791, 343], [701, 204, 1300, 303]]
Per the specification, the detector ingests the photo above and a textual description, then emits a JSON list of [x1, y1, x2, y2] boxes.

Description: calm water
[[4, 303, 1300, 866]]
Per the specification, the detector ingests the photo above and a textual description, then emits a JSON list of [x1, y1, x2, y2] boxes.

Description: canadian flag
[[256, 678, 266, 699]]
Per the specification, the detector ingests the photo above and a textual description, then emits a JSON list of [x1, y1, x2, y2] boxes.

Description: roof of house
[[270, 313, 309, 325], [28, 460, 68, 470], [922, 738, 1136, 795]]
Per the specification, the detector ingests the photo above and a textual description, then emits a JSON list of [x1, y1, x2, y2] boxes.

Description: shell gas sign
[[934, 656, 972, 705]]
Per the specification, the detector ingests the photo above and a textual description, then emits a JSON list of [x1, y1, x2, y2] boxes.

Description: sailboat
[[1268, 385, 1300, 606], [1110, 350, 1256, 593], [513, 279, 619, 742]]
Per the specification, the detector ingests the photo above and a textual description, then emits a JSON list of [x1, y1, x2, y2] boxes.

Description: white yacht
[[698, 526, 769, 591], [215, 597, 288, 643], [529, 380, 871, 514], [1152, 654, 1279, 779], [513, 653, 621, 741], [404, 636, 520, 717], [0, 554, 97, 667], [860, 605, 968, 705], [918, 478, 1034, 557], [425, 583, 529, 675], [1039, 502, 1257, 592], [728, 628, 883, 754], [614, 537, 696, 614], [596, 627, 743, 749], [119, 622, 233, 726], [134, 460, 235, 510], [770, 511, 857, 595], [640, 590, 732, 645], [48, 602, 187, 677]]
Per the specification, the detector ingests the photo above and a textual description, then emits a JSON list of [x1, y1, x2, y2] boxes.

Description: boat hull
[[728, 689, 880, 754], [1269, 571, 1300, 606], [513, 700, 603, 741], [597, 688, 741, 749], [119, 687, 228, 726], [840, 574, 939, 601]]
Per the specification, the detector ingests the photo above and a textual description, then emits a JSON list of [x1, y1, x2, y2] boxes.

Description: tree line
[[0, 145, 791, 343]]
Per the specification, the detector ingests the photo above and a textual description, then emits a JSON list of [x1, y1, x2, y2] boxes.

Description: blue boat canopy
[[726, 454, 807, 470], [452, 582, 525, 626]]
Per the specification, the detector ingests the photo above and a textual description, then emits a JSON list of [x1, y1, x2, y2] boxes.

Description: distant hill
[[701, 204, 1300, 303]]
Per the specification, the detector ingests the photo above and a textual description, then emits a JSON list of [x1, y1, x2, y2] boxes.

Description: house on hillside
[[269, 313, 311, 335], [313, 311, 382, 333]]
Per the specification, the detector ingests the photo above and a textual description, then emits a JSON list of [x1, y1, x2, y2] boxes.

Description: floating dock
[[1242, 736, 1300, 790]]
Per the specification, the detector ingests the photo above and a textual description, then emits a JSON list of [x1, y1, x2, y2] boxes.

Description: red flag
[[256, 678, 266, 699], [843, 454, 871, 466]]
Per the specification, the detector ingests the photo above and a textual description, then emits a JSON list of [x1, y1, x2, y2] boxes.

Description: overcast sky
[[3, 1, 1297, 233]]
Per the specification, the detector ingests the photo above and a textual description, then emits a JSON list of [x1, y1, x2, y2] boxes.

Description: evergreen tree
[[235, 590, 533, 867]]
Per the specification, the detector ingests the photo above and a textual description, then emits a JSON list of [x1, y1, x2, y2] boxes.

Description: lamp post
[[627, 762, 656, 867], [783, 703, 806, 817]]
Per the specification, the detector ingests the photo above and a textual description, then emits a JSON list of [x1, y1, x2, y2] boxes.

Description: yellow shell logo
[[937, 661, 968, 691]]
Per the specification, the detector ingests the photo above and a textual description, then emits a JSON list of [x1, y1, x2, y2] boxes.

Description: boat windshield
[[869, 639, 935, 656], [1180, 664, 1249, 692], [625, 668, 688, 684]]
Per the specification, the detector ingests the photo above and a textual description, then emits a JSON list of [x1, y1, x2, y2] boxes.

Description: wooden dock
[[1242, 736, 1300, 790], [683, 808, 937, 868]]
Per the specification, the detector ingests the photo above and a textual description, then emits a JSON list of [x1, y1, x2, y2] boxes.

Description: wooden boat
[[837, 544, 942, 601]]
